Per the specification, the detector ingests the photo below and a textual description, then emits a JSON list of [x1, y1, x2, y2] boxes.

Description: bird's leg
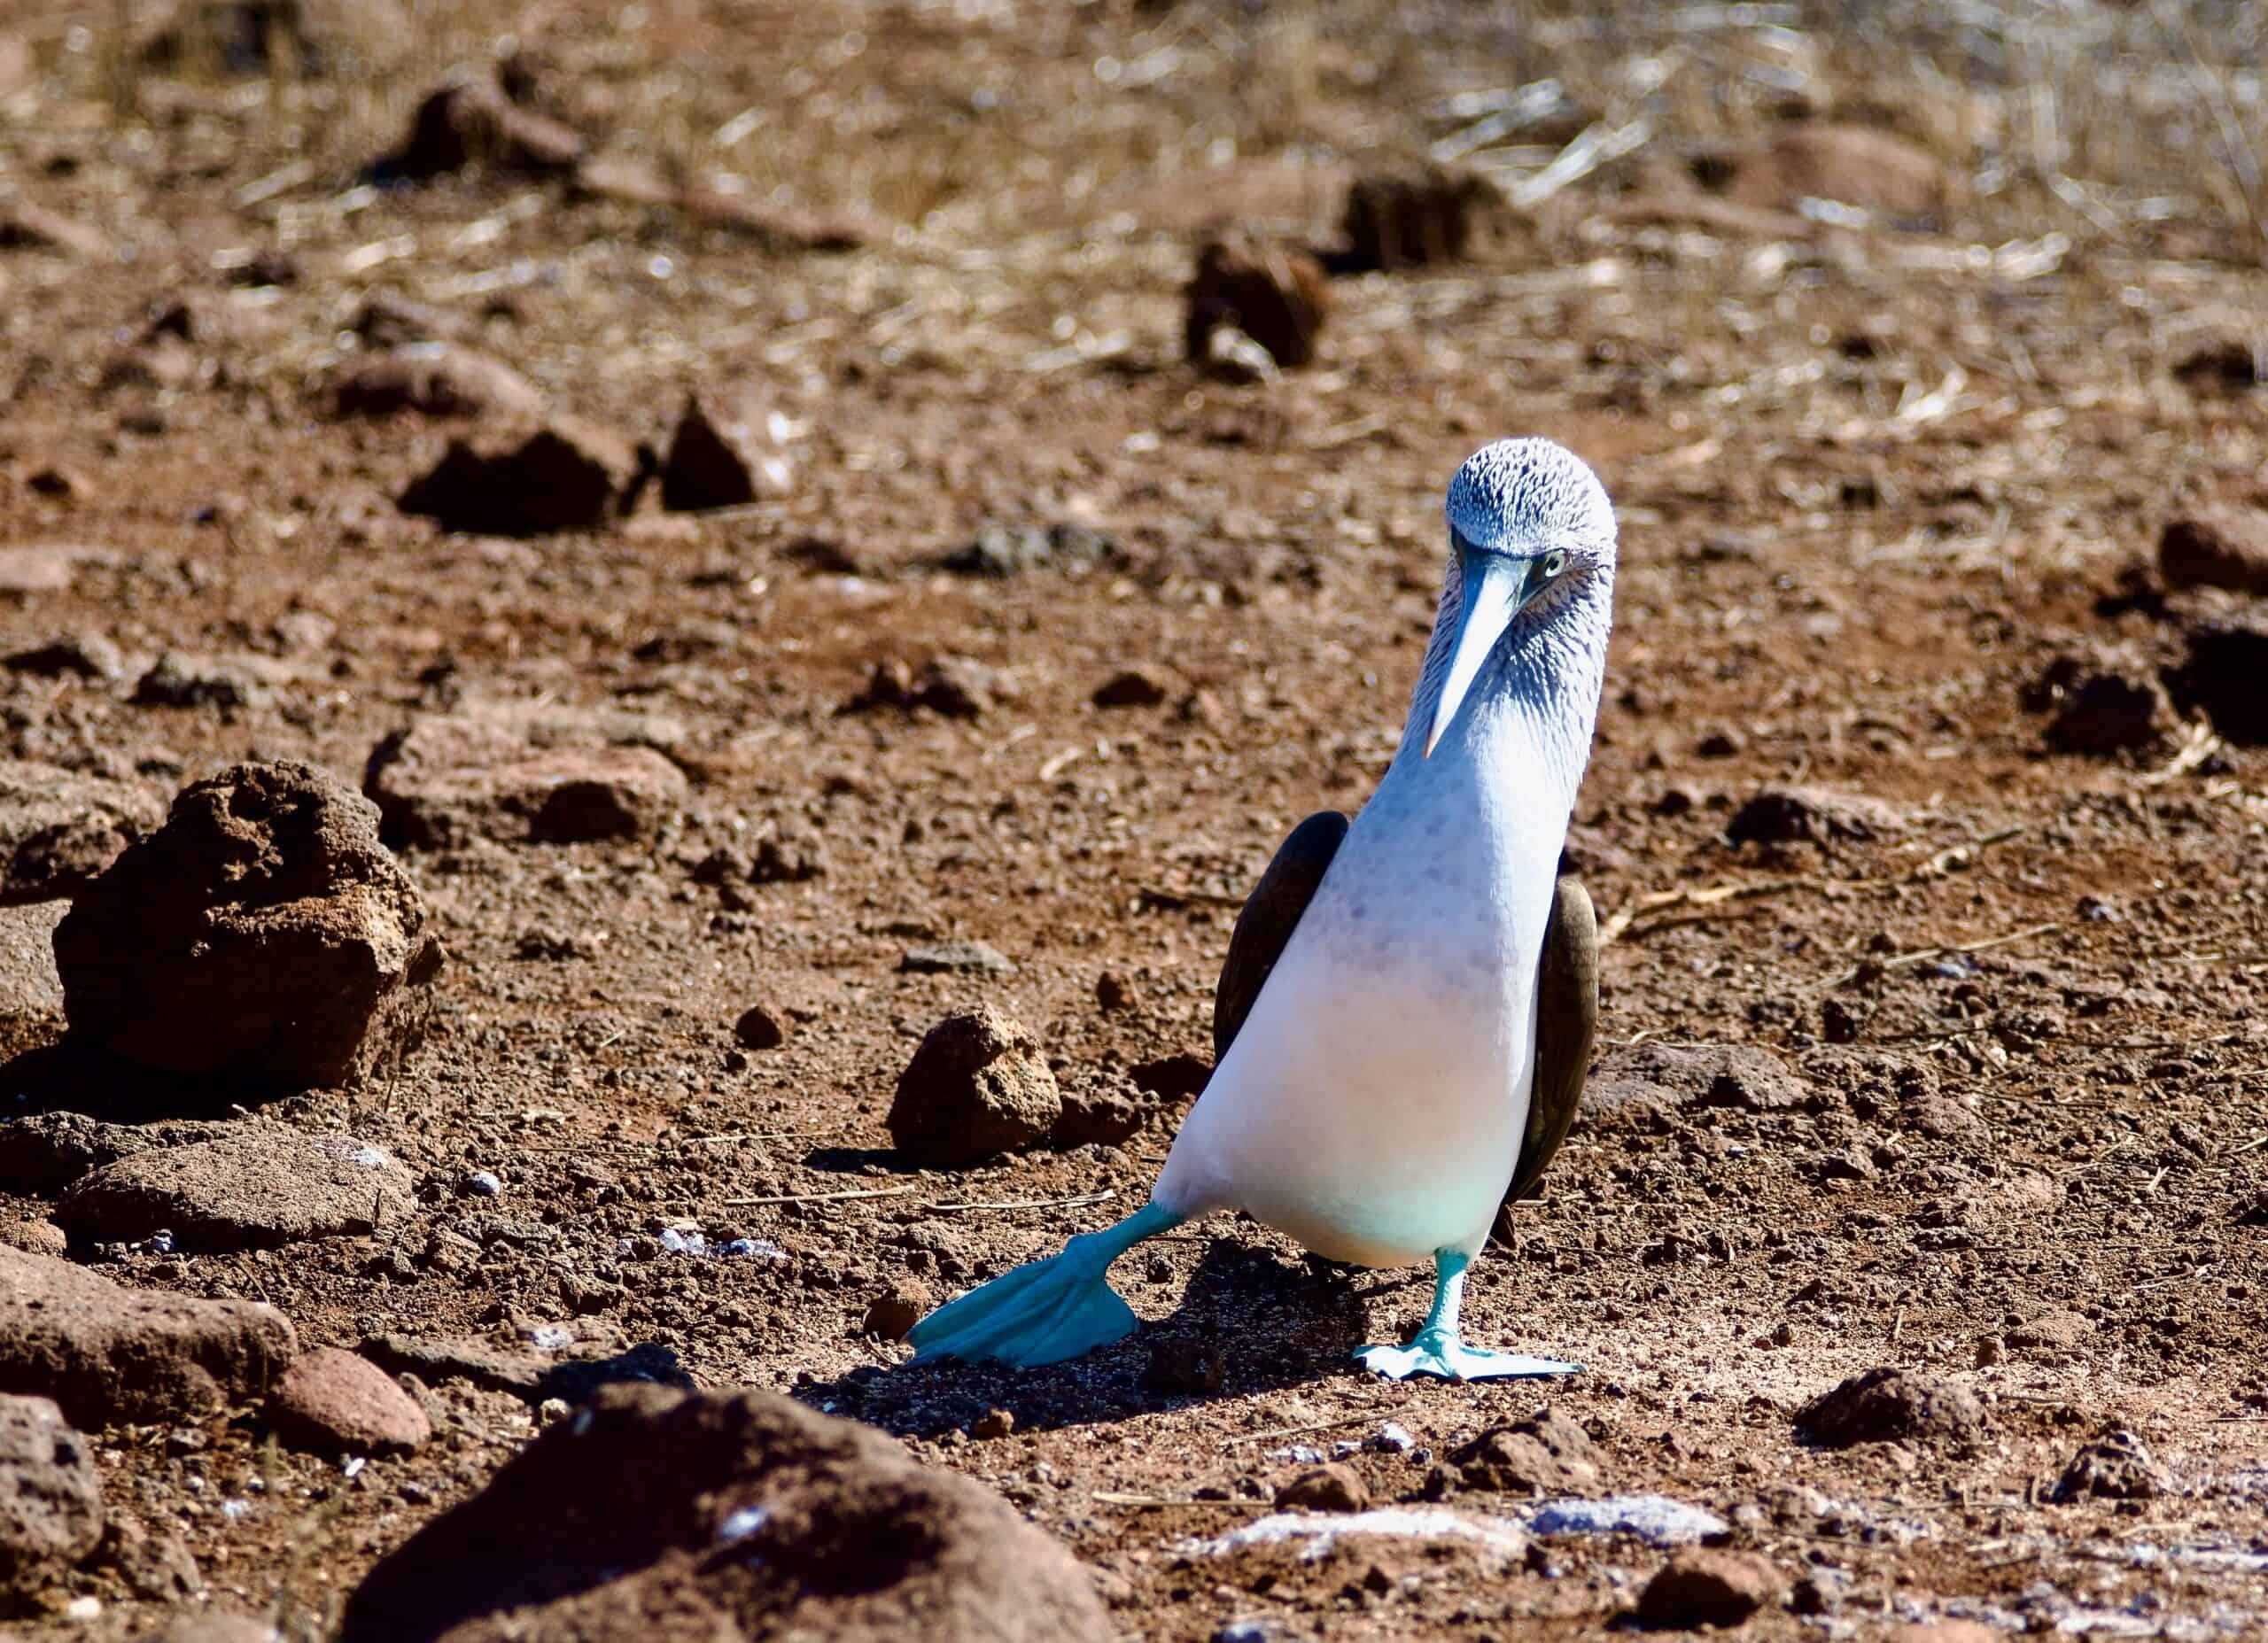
[[1355, 1248, 1581, 1382]]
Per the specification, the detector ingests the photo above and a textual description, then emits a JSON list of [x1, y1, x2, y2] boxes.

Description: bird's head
[[1424, 438, 1616, 757]]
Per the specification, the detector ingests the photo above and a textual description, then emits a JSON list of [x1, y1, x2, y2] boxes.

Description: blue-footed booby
[[909, 438, 1613, 1381]]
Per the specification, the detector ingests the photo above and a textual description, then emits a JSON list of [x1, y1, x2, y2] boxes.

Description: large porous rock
[[0, 761, 162, 906], [53, 762, 443, 1089], [1795, 1368, 1985, 1451], [58, 1130, 416, 1252], [0, 1245, 294, 1427], [338, 1383, 1109, 1643], [365, 714, 689, 849], [0, 1112, 234, 1197], [887, 1006, 1062, 1167], [0, 1393, 103, 1604], [398, 419, 643, 536], [0, 903, 65, 1021], [1184, 231, 1328, 372]]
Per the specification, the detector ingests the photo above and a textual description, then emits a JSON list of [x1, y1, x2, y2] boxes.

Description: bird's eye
[[1542, 549, 1569, 580]]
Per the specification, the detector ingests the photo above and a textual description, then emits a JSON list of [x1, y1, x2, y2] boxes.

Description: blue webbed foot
[[906, 1203, 1180, 1369], [1355, 1247, 1581, 1382], [1355, 1325, 1580, 1382]]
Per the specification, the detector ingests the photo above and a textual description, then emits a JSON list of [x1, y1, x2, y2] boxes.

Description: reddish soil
[[3, 1, 2267, 1639]]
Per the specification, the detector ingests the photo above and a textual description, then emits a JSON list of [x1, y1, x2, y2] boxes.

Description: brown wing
[[1493, 874, 1598, 1243], [1212, 811, 1350, 1061]]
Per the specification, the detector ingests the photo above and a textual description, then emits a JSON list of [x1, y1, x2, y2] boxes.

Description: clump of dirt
[[338, 1384, 1109, 1642], [888, 1007, 1061, 1166], [53, 762, 442, 1089], [1795, 1368, 1987, 1450]]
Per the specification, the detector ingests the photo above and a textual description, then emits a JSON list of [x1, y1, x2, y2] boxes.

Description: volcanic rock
[[398, 419, 643, 536], [53, 761, 443, 1087], [1340, 166, 1501, 271], [862, 1278, 931, 1343], [0, 761, 161, 906], [387, 74, 583, 180], [1274, 1464, 1369, 1514], [1051, 1069, 1147, 1148], [1093, 667, 1169, 709], [657, 394, 795, 511], [337, 1383, 1109, 1642], [733, 1004, 786, 1050], [2169, 616, 2268, 743], [0, 1112, 234, 1197], [2052, 1429, 2169, 1501], [1795, 1368, 1985, 1450], [330, 345, 545, 422], [899, 940, 1014, 976], [1185, 231, 1328, 372], [0, 1245, 294, 1427], [267, 1347, 431, 1456], [1727, 785, 1906, 847], [365, 714, 689, 848], [0, 1394, 102, 1600], [133, 651, 268, 710], [58, 1130, 416, 1252], [1583, 1042, 1807, 1115], [2028, 647, 2176, 756], [888, 1005, 1061, 1166], [1454, 1409, 1603, 1494], [0, 903, 64, 1020], [1636, 1548, 1788, 1628], [2173, 337, 2261, 392], [2159, 510, 2268, 595]]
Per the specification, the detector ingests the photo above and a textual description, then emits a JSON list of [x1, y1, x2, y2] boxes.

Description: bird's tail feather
[[907, 1203, 1179, 1368]]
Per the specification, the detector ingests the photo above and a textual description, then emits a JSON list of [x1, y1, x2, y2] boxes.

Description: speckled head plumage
[[1445, 438, 1618, 570], [1411, 438, 1618, 763]]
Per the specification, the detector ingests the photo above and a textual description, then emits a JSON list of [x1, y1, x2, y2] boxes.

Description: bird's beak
[[1425, 546, 1538, 758]]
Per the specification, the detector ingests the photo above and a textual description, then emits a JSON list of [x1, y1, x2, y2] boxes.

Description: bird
[[907, 437, 1614, 1381]]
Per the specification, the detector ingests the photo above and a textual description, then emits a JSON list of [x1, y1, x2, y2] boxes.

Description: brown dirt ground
[[4, 1, 2267, 1639]]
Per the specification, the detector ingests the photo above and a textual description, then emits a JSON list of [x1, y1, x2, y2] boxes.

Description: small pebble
[[463, 1170, 503, 1197], [1368, 1422, 1417, 1454], [973, 1407, 1015, 1440]]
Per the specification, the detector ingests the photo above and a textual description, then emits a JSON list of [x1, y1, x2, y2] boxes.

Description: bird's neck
[[1394, 575, 1612, 820]]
